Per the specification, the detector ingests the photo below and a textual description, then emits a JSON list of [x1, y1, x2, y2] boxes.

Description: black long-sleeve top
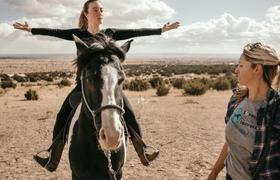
[[31, 28, 162, 41]]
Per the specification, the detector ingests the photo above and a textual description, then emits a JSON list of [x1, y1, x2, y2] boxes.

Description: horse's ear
[[121, 39, 133, 53], [73, 35, 88, 54]]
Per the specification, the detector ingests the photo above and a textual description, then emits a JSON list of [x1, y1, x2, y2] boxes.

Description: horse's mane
[[74, 33, 126, 77]]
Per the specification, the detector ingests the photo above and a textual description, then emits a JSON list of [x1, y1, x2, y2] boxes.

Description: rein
[[80, 71, 126, 180]]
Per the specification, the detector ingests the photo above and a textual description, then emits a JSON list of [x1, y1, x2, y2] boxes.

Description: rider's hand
[[161, 21, 180, 33], [13, 21, 31, 32]]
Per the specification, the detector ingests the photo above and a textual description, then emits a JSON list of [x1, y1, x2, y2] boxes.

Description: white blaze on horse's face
[[99, 64, 124, 151]]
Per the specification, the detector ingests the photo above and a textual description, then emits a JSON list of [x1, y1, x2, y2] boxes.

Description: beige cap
[[243, 42, 280, 66]]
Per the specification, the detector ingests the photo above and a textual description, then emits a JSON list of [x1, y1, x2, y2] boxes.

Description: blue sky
[[0, 0, 279, 55]]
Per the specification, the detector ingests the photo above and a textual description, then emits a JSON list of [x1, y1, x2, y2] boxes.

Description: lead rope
[[105, 99, 126, 180], [105, 151, 118, 180]]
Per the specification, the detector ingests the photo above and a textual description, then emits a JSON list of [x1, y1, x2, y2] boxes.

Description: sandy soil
[[0, 60, 230, 180]]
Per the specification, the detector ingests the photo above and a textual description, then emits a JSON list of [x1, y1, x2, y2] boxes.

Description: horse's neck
[[79, 104, 98, 135]]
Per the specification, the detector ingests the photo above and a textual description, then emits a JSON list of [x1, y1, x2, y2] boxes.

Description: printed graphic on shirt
[[230, 107, 257, 138]]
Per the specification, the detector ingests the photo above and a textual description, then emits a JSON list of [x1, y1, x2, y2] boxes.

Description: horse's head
[[74, 34, 132, 151]]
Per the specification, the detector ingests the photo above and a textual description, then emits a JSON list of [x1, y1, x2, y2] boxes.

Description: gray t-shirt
[[225, 97, 264, 180]]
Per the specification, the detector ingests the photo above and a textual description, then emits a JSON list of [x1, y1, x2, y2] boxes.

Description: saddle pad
[[67, 103, 82, 145]]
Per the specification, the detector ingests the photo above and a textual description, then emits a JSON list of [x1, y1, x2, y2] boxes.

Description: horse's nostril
[[100, 128, 106, 141]]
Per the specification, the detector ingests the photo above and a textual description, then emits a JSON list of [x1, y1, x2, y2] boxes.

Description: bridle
[[80, 70, 125, 130], [80, 69, 127, 180]]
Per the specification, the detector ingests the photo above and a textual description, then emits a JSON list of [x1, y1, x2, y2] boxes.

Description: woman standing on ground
[[207, 42, 280, 180]]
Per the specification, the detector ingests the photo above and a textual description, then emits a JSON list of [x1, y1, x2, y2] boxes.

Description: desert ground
[[0, 59, 230, 180]]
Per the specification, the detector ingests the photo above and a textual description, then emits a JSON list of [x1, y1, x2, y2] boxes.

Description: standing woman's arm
[[207, 143, 228, 180], [13, 21, 82, 41], [110, 21, 180, 41]]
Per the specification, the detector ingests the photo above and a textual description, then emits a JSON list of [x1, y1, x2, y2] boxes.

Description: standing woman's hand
[[207, 170, 218, 180], [13, 21, 31, 32], [161, 21, 180, 33]]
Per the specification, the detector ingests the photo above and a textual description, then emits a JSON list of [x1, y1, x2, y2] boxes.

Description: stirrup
[[144, 146, 159, 162], [34, 149, 51, 168]]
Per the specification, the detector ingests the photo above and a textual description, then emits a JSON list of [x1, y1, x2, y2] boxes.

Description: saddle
[[60, 91, 83, 142]]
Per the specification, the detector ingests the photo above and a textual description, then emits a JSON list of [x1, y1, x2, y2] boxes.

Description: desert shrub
[[12, 74, 28, 82], [27, 73, 44, 82], [58, 78, 72, 87], [42, 76, 54, 82], [164, 79, 170, 84], [183, 81, 207, 96], [29, 76, 38, 82], [24, 89, 39, 100], [225, 73, 237, 89], [128, 78, 150, 91], [158, 71, 173, 77], [171, 77, 187, 89], [122, 80, 130, 90], [195, 77, 213, 89], [1, 80, 17, 89], [123, 64, 236, 77], [59, 72, 74, 78], [0, 74, 10, 81], [149, 75, 164, 88], [26, 74, 39, 82], [212, 78, 231, 91], [156, 84, 170, 96]]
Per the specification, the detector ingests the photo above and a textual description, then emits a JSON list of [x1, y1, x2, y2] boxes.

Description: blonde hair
[[243, 42, 279, 65], [236, 42, 280, 101], [78, 0, 99, 29], [243, 42, 280, 89]]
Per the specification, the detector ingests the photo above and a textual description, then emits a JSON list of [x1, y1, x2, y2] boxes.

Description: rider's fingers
[[172, 22, 180, 25], [15, 22, 23, 26], [13, 24, 20, 28]]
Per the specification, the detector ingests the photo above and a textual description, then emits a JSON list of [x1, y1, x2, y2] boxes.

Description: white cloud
[[0, 0, 279, 54], [154, 9, 280, 53], [2, 0, 81, 18], [1, 0, 174, 28], [130, 6, 280, 54], [266, 5, 280, 24], [102, 0, 175, 28], [0, 0, 176, 54], [0, 23, 14, 37]]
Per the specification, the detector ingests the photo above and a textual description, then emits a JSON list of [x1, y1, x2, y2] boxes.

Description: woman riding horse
[[13, 0, 180, 171], [69, 33, 131, 180]]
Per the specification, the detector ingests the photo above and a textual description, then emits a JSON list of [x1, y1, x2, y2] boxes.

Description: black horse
[[67, 34, 132, 180]]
